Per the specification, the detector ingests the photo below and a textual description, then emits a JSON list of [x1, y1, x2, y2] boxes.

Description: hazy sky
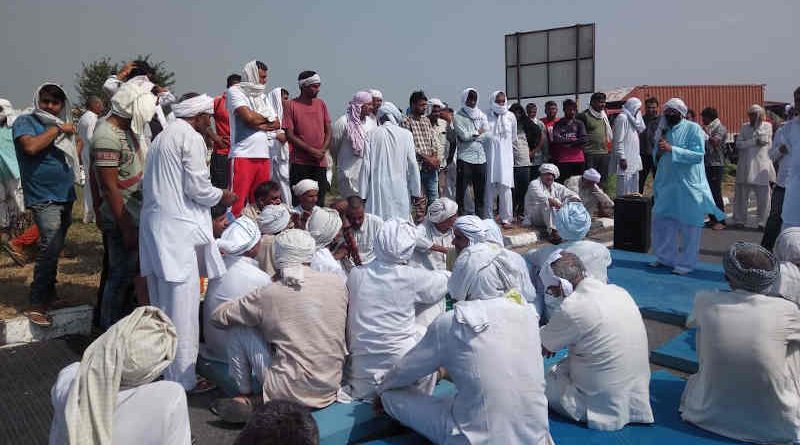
[[1, 0, 797, 114]]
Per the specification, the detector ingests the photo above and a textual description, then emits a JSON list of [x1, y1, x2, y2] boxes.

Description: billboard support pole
[[574, 24, 580, 107], [515, 32, 521, 104]]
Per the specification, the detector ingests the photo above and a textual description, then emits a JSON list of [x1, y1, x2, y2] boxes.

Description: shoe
[[2, 242, 26, 266], [671, 267, 691, 276]]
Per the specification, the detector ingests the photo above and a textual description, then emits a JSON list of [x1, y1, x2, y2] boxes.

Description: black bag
[[613, 196, 651, 252]]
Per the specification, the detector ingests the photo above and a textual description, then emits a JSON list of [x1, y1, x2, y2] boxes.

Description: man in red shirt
[[284, 71, 332, 206], [209, 74, 240, 188]]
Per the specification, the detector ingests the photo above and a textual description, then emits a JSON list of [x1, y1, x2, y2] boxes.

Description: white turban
[[307, 207, 342, 248], [775, 228, 800, 264], [483, 218, 504, 246], [539, 163, 560, 179], [378, 102, 403, 125], [663, 98, 688, 117], [582, 168, 601, 183], [172, 94, 214, 118], [539, 249, 575, 297], [449, 243, 524, 304], [429, 98, 445, 109], [622, 97, 646, 133], [427, 197, 458, 224], [370, 89, 383, 99], [273, 229, 316, 288], [218, 216, 261, 256], [257, 205, 291, 235], [375, 218, 417, 264], [299, 73, 321, 88], [292, 179, 319, 198], [110, 81, 158, 160], [454, 215, 488, 245], [555, 201, 591, 241]]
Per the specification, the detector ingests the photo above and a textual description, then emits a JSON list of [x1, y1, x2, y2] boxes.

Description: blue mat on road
[[608, 249, 726, 326], [362, 371, 744, 445], [651, 329, 699, 373]]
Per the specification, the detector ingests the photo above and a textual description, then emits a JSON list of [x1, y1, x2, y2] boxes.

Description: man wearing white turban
[[732, 104, 774, 228], [524, 163, 580, 243], [139, 92, 238, 392], [342, 219, 449, 400], [211, 229, 348, 421], [255, 204, 293, 275], [650, 98, 724, 275], [611, 98, 645, 196], [226, 60, 281, 216], [769, 227, 800, 304], [411, 197, 458, 271], [484, 91, 517, 227], [377, 242, 553, 445], [359, 102, 423, 221], [564, 168, 614, 217], [369, 89, 383, 114], [540, 251, 653, 431], [102, 60, 176, 138], [49, 306, 191, 445], [332, 91, 376, 198], [307, 207, 347, 279], [291, 178, 320, 230]]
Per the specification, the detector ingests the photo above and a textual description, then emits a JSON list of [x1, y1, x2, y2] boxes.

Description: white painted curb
[[1, 305, 93, 347]]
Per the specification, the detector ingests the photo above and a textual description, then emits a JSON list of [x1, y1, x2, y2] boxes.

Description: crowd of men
[[1, 58, 800, 444]]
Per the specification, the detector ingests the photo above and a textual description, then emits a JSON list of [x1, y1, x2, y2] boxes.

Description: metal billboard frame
[[505, 23, 596, 101]]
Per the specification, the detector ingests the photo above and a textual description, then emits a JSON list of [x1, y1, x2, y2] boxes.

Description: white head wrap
[[428, 98, 445, 110], [369, 89, 383, 99], [539, 249, 575, 297], [748, 104, 766, 126], [775, 228, 800, 265], [489, 90, 510, 136], [427, 197, 458, 224], [172, 94, 214, 118], [377, 102, 403, 125], [454, 215, 488, 245], [539, 163, 560, 179], [65, 306, 176, 445], [110, 81, 158, 160], [449, 243, 522, 303], [218, 216, 261, 256], [0, 98, 17, 127], [375, 218, 417, 264], [32, 83, 80, 183], [292, 179, 319, 198], [555, 201, 591, 241], [258, 205, 291, 235], [622, 97, 646, 133], [307, 207, 342, 248], [299, 73, 321, 88], [239, 60, 266, 94], [582, 168, 601, 183], [273, 229, 316, 288], [460, 88, 487, 125], [663, 98, 688, 117], [483, 218, 504, 246]]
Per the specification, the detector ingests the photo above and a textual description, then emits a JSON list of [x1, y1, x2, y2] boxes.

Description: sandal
[[23, 308, 53, 328], [2, 242, 26, 267], [188, 376, 217, 395]]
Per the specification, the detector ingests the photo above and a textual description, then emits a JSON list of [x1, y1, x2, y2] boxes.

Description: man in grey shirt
[[701, 107, 728, 230]]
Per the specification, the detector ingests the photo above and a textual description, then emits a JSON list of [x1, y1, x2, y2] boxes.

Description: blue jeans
[[99, 219, 139, 329], [30, 201, 72, 307], [420, 168, 439, 205]]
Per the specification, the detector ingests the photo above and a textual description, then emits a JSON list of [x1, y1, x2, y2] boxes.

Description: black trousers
[[762, 185, 785, 250], [639, 153, 657, 193], [706, 165, 726, 223], [584, 153, 610, 189], [456, 160, 486, 217], [513, 166, 531, 218], [210, 152, 230, 189], [290, 163, 329, 206], [555, 162, 584, 183]]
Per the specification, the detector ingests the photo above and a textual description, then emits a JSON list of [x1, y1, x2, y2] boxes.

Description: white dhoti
[[228, 326, 271, 395], [616, 173, 639, 197], [380, 390, 468, 445], [651, 216, 702, 273], [544, 361, 588, 423], [485, 182, 513, 223], [146, 273, 201, 391], [733, 183, 771, 227], [528, 203, 556, 230]]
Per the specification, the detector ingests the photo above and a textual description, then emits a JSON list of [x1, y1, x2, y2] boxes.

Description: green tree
[[74, 54, 176, 107]]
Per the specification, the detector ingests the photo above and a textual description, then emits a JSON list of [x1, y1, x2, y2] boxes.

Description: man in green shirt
[[577, 93, 612, 190]]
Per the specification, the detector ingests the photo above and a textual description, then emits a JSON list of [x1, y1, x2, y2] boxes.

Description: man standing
[[483, 91, 517, 227], [701, 107, 728, 230], [526, 102, 547, 178], [402, 91, 439, 208], [227, 60, 280, 216], [732, 105, 774, 228], [763, 102, 797, 248], [428, 98, 453, 199], [209, 74, 241, 189], [77, 96, 104, 224], [13, 83, 79, 327], [332, 91, 375, 198], [359, 102, 422, 221], [139, 93, 237, 392], [453, 88, 489, 217], [550, 99, 587, 181], [780, 87, 800, 231], [284, 71, 332, 207], [639, 97, 660, 193], [610, 98, 645, 196], [369, 89, 383, 117], [650, 98, 724, 275], [577, 93, 612, 189]]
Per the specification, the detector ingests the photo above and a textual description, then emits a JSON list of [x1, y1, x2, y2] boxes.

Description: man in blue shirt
[[13, 83, 78, 327]]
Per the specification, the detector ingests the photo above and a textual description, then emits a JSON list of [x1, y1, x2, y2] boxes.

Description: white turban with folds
[[454, 215, 488, 245], [292, 179, 319, 197], [375, 218, 417, 264], [257, 205, 291, 235], [622, 97, 646, 133], [378, 102, 403, 125], [370, 89, 383, 99], [110, 81, 158, 160], [483, 218, 504, 246], [273, 229, 316, 288], [539, 163, 560, 179], [218, 216, 261, 256], [555, 201, 591, 241], [776, 228, 800, 264], [539, 249, 575, 297], [448, 243, 526, 311], [429, 98, 445, 109], [172, 94, 214, 118], [663, 98, 688, 117], [582, 168, 601, 183], [307, 207, 342, 248], [427, 197, 458, 224], [299, 73, 321, 88]]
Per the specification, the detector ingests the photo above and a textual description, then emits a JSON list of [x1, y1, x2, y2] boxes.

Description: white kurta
[[770, 262, 800, 305], [311, 248, 347, 282], [379, 298, 553, 445], [484, 112, 516, 223], [410, 220, 454, 272], [77, 110, 98, 222], [680, 289, 800, 444], [351, 213, 383, 266], [49, 363, 192, 445], [782, 119, 800, 228], [344, 261, 448, 399], [332, 115, 376, 198], [564, 176, 613, 215], [541, 278, 653, 431], [610, 114, 643, 196], [359, 123, 422, 221], [524, 179, 579, 229], [735, 121, 775, 186]]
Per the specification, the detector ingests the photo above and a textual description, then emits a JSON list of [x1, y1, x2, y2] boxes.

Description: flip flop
[[2, 243, 26, 267], [23, 308, 53, 328]]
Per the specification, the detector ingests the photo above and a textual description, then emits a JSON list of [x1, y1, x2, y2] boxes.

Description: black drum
[[613, 196, 651, 253]]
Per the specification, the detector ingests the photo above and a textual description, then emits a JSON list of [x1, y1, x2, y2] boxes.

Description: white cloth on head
[[483, 218, 504, 246], [459, 88, 486, 125], [64, 306, 177, 445], [538, 249, 575, 297], [171, 94, 214, 118], [375, 218, 417, 264], [539, 163, 560, 179], [273, 229, 316, 288], [453, 215, 488, 245], [292, 179, 318, 198], [427, 197, 458, 223], [583, 168, 601, 183], [237, 61, 270, 116], [218, 216, 260, 256], [776, 228, 800, 264], [32, 83, 80, 183], [664, 98, 688, 117], [488, 91, 511, 136], [377, 102, 403, 125], [298, 73, 321, 88], [307, 207, 342, 248], [428, 98, 445, 110], [449, 243, 522, 304], [555, 201, 592, 241], [257, 204, 290, 235], [109, 81, 158, 160], [370, 89, 383, 99], [622, 98, 646, 133]]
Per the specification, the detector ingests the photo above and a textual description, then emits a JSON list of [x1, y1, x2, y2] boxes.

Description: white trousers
[[381, 390, 468, 444], [147, 274, 201, 391], [80, 146, 95, 223], [445, 161, 457, 200], [651, 216, 702, 273], [228, 326, 271, 395], [271, 159, 292, 205], [616, 173, 639, 197], [733, 183, 771, 226], [544, 362, 587, 423], [485, 182, 513, 223], [0, 178, 22, 229]]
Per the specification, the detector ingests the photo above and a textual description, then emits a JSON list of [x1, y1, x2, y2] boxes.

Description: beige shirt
[[211, 266, 348, 408], [255, 234, 276, 276]]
